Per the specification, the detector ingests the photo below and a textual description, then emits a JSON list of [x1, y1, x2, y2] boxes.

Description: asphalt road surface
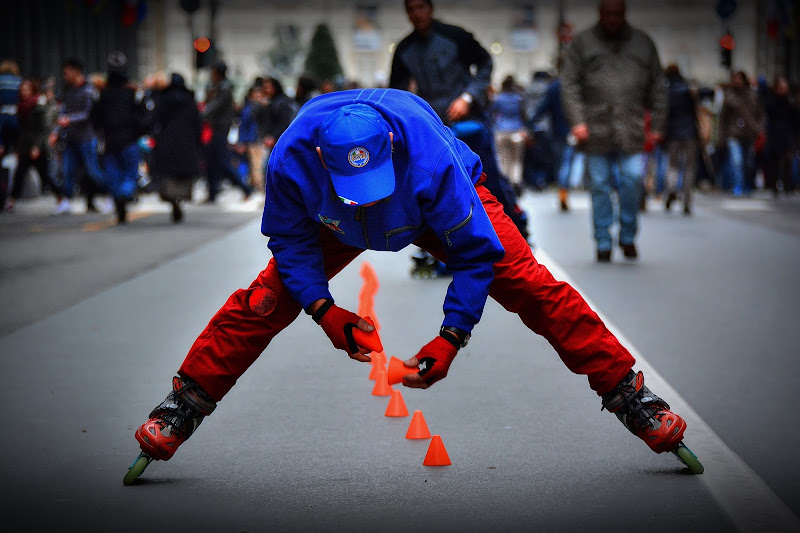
[[1, 187, 798, 532]]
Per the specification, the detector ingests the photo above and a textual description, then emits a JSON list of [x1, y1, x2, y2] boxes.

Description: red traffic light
[[719, 34, 735, 51], [194, 37, 211, 53]]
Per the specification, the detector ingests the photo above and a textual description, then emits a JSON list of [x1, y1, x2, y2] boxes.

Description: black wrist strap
[[311, 299, 335, 323], [439, 326, 466, 349]]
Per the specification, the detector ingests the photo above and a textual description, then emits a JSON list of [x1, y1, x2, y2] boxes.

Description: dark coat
[[93, 77, 146, 153], [764, 93, 800, 155], [151, 81, 202, 177], [664, 74, 698, 142]]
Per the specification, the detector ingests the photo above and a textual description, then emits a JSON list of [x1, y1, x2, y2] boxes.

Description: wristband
[[439, 326, 470, 349], [311, 299, 334, 323]]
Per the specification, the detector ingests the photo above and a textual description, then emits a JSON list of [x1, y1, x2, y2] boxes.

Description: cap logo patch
[[348, 147, 369, 168]]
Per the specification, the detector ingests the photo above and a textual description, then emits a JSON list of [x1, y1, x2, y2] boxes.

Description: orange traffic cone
[[371, 368, 392, 396], [353, 317, 383, 353], [385, 390, 409, 417], [368, 351, 387, 380], [423, 435, 451, 466], [387, 356, 418, 385], [406, 410, 431, 439]]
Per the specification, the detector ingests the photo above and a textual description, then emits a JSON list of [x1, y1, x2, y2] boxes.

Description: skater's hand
[[402, 336, 458, 389], [312, 299, 381, 362]]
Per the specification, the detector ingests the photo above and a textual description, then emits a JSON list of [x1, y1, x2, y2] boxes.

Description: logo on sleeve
[[318, 214, 345, 234]]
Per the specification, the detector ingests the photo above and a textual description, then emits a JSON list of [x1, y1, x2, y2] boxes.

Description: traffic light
[[719, 33, 734, 69], [194, 37, 217, 69]]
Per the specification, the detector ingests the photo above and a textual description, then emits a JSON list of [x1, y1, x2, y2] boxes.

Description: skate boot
[[135, 375, 217, 461], [601, 370, 686, 454], [410, 250, 442, 279]]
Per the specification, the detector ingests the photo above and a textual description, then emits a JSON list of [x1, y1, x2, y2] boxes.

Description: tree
[[304, 23, 343, 85]]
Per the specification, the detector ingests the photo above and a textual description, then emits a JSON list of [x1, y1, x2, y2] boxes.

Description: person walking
[[662, 64, 699, 215], [127, 88, 694, 481], [762, 75, 799, 197], [561, 0, 667, 262], [49, 58, 108, 215], [4, 77, 63, 212], [92, 52, 145, 224], [719, 71, 764, 197], [256, 76, 297, 170], [490, 75, 528, 194], [151, 73, 202, 223], [0, 60, 21, 207], [390, 0, 529, 274], [201, 61, 253, 204]]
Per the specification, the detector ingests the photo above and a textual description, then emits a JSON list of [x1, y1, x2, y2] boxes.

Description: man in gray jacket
[[561, 0, 666, 262]]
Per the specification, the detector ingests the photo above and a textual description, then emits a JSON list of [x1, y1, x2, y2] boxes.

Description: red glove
[[312, 300, 381, 360], [402, 336, 458, 389]]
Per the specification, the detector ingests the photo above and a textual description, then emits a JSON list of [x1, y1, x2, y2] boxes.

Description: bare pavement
[[1, 189, 799, 532]]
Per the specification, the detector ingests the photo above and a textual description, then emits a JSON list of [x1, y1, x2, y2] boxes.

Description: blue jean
[[62, 138, 105, 199], [205, 132, 253, 201], [554, 141, 580, 190], [103, 143, 140, 199], [586, 152, 645, 251], [725, 138, 755, 196]]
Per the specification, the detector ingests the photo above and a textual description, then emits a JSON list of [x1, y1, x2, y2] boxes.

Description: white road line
[[534, 248, 800, 533]]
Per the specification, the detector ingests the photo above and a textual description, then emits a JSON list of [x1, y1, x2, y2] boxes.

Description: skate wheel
[[673, 442, 704, 474], [123, 452, 152, 485]]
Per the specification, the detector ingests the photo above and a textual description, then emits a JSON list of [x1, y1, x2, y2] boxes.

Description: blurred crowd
[[488, 68, 800, 213], [0, 38, 798, 229], [0, 55, 351, 224]]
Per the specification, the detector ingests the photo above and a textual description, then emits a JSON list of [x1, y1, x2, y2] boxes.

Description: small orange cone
[[385, 390, 409, 417], [423, 435, 451, 466], [371, 368, 392, 396], [352, 317, 383, 353], [406, 410, 431, 439], [387, 356, 418, 385], [368, 352, 387, 380]]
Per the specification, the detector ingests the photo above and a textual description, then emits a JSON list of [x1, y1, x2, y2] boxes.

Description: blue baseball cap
[[319, 104, 394, 206]]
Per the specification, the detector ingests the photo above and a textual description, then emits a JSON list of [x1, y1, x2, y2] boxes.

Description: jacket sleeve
[[560, 38, 585, 127], [456, 29, 492, 107], [262, 165, 332, 311], [422, 143, 504, 333], [645, 37, 668, 136], [389, 39, 413, 90]]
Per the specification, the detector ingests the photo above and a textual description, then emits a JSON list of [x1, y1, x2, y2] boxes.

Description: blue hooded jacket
[[262, 88, 505, 333]]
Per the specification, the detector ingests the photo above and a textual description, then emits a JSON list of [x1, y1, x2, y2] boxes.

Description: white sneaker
[[53, 198, 72, 215], [100, 197, 115, 214]]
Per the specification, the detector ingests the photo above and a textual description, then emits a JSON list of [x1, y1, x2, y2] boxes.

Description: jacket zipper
[[355, 206, 371, 249], [385, 224, 422, 249], [443, 204, 473, 246]]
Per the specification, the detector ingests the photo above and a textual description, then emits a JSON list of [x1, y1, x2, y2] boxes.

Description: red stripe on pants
[[179, 185, 634, 401]]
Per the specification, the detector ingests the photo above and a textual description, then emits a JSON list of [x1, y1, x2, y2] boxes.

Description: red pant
[[180, 185, 635, 400]]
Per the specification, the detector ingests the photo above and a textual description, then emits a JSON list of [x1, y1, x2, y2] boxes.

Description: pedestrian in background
[[490, 75, 528, 194], [0, 60, 22, 206], [390, 0, 529, 271], [237, 82, 267, 192], [151, 73, 202, 223], [92, 51, 146, 224], [4, 77, 63, 212], [719, 70, 764, 197], [762, 75, 799, 197], [50, 58, 109, 215], [561, 0, 666, 262], [530, 75, 580, 212], [662, 63, 699, 215], [256, 76, 296, 170], [201, 60, 253, 204]]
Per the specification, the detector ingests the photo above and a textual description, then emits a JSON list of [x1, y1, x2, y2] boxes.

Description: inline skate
[[123, 375, 217, 485], [602, 370, 703, 474]]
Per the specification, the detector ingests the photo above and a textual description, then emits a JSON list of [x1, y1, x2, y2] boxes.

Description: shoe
[[171, 201, 184, 223], [597, 249, 611, 263], [558, 188, 569, 212], [3, 199, 15, 212], [602, 370, 687, 453], [619, 243, 637, 260], [115, 198, 127, 224], [683, 205, 691, 216], [665, 192, 676, 211], [53, 198, 72, 215], [100, 197, 115, 215]]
